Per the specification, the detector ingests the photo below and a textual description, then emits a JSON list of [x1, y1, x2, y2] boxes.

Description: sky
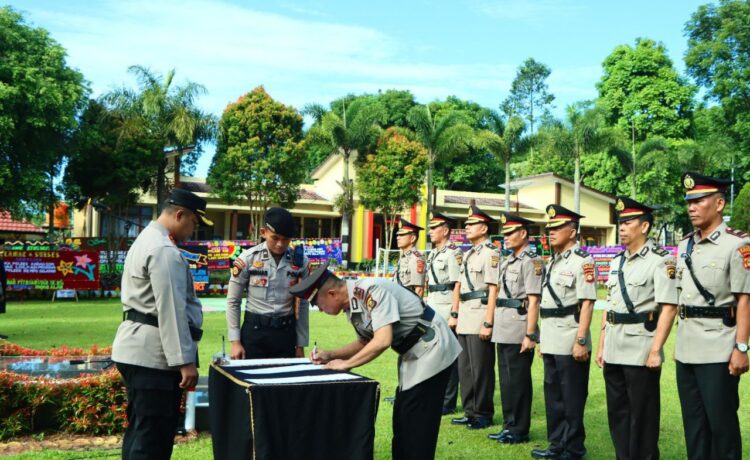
[[7, 0, 708, 178]]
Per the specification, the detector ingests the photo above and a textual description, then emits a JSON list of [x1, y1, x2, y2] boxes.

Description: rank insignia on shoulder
[[582, 263, 595, 283], [491, 255, 500, 268], [448, 243, 458, 250], [416, 259, 425, 274], [575, 248, 590, 258], [366, 293, 377, 311], [739, 245, 750, 270], [727, 227, 750, 239], [665, 260, 676, 279], [652, 247, 669, 257], [682, 231, 695, 241]]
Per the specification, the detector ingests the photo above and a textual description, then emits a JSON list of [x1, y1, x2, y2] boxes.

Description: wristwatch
[[576, 336, 587, 346], [482, 321, 494, 328], [450, 311, 458, 319], [735, 342, 749, 353], [525, 332, 539, 343]]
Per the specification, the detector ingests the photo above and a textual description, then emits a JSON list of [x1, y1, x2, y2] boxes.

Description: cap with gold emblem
[[614, 196, 654, 222], [429, 211, 456, 229], [167, 188, 214, 226], [499, 211, 534, 234], [682, 171, 732, 200], [396, 218, 424, 236], [264, 207, 296, 238], [545, 204, 584, 229], [465, 205, 495, 225], [289, 259, 333, 304]]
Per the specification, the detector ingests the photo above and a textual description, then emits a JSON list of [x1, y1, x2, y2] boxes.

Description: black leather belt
[[125, 309, 203, 341], [428, 283, 455, 293], [245, 311, 295, 329], [391, 306, 436, 355], [679, 305, 735, 319], [459, 290, 489, 303], [539, 305, 579, 318], [606, 310, 657, 325], [497, 298, 524, 309]]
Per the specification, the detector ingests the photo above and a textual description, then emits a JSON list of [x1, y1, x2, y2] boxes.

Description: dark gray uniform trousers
[[497, 343, 534, 436], [457, 334, 495, 420], [542, 354, 590, 458]]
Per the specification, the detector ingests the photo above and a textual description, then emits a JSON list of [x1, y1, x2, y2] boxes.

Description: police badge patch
[[739, 245, 750, 270], [231, 258, 246, 277], [533, 259, 544, 276], [366, 293, 377, 311], [582, 263, 595, 283], [416, 259, 425, 274], [665, 260, 676, 279], [491, 255, 500, 268]]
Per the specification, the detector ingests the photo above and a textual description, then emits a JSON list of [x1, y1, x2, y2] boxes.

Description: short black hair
[[636, 214, 654, 234]]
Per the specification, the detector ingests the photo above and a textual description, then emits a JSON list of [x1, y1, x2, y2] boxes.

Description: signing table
[[209, 358, 380, 460]]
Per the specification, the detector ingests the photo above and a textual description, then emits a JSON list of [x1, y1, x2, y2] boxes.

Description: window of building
[[100, 206, 153, 237]]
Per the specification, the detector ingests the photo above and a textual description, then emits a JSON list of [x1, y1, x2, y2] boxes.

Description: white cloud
[[470, 0, 586, 21]]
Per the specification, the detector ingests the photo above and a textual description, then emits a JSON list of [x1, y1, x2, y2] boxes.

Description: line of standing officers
[[391, 171, 749, 460]]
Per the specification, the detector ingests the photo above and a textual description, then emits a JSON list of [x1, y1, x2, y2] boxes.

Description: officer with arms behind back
[[226, 207, 309, 359], [595, 197, 678, 460], [674, 172, 750, 460], [488, 212, 543, 445], [290, 261, 461, 460], [394, 218, 426, 297], [425, 211, 464, 415], [532, 204, 596, 460], [112, 188, 210, 460]]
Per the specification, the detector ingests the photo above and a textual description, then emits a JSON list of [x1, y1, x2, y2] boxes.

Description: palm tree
[[407, 105, 473, 230], [105, 66, 216, 211], [476, 110, 526, 211], [303, 98, 386, 265]]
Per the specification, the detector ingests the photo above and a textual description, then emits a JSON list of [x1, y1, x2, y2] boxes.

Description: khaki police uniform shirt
[[112, 222, 203, 370], [603, 240, 678, 366], [425, 243, 463, 320], [456, 240, 501, 335], [675, 223, 750, 364], [492, 245, 544, 344], [540, 244, 597, 355], [345, 278, 462, 391], [226, 242, 310, 347], [395, 248, 426, 290]]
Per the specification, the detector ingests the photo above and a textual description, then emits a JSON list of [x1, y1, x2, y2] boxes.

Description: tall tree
[[502, 58, 555, 136], [597, 38, 695, 140], [476, 110, 526, 210], [407, 104, 473, 231], [685, 0, 750, 179], [105, 66, 216, 211], [302, 98, 386, 265], [0, 7, 88, 216], [208, 87, 307, 240], [356, 128, 428, 261]]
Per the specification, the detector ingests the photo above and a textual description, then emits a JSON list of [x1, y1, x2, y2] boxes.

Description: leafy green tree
[[0, 7, 88, 216], [580, 150, 629, 196], [730, 182, 750, 232], [476, 111, 526, 210], [407, 104, 473, 229], [597, 38, 695, 140], [105, 66, 216, 211], [501, 58, 555, 135], [208, 87, 307, 239], [356, 128, 428, 256], [685, 0, 750, 165]]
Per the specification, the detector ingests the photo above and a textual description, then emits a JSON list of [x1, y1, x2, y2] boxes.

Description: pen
[[313, 341, 318, 360]]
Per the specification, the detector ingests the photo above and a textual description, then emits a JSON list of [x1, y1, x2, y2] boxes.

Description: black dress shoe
[[441, 407, 456, 416], [487, 429, 510, 440], [467, 417, 492, 430], [451, 416, 474, 425], [531, 448, 563, 459], [498, 433, 529, 444]]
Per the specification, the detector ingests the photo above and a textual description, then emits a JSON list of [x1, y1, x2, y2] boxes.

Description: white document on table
[[244, 373, 364, 385], [238, 364, 324, 375], [224, 358, 311, 367]]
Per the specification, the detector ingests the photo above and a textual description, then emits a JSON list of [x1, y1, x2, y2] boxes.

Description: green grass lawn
[[1, 299, 749, 459]]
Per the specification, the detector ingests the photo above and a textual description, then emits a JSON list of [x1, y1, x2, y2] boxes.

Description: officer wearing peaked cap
[[226, 207, 310, 360], [451, 205, 500, 430], [674, 172, 750, 460], [532, 204, 596, 460], [488, 211, 543, 445], [112, 188, 209, 459], [290, 260, 461, 460], [595, 196, 678, 460], [394, 218, 426, 296], [426, 211, 464, 415]]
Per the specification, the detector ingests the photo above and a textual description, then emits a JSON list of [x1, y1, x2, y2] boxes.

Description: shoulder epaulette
[[448, 243, 459, 250], [412, 250, 422, 257], [484, 241, 496, 249], [613, 250, 625, 260], [524, 250, 537, 259], [726, 227, 749, 239], [651, 247, 670, 257], [574, 248, 589, 258], [681, 231, 695, 241]]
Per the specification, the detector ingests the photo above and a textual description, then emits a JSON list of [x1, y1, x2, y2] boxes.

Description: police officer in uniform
[[450, 205, 500, 430], [595, 197, 678, 460], [532, 204, 596, 460], [674, 172, 750, 460], [394, 218, 426, 296], [112, 189, 209, 460], [425, 211, 463, 415], [290, 261, 461, 460], [488, 212, 543, 445], [226, 207, 309, 359]]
